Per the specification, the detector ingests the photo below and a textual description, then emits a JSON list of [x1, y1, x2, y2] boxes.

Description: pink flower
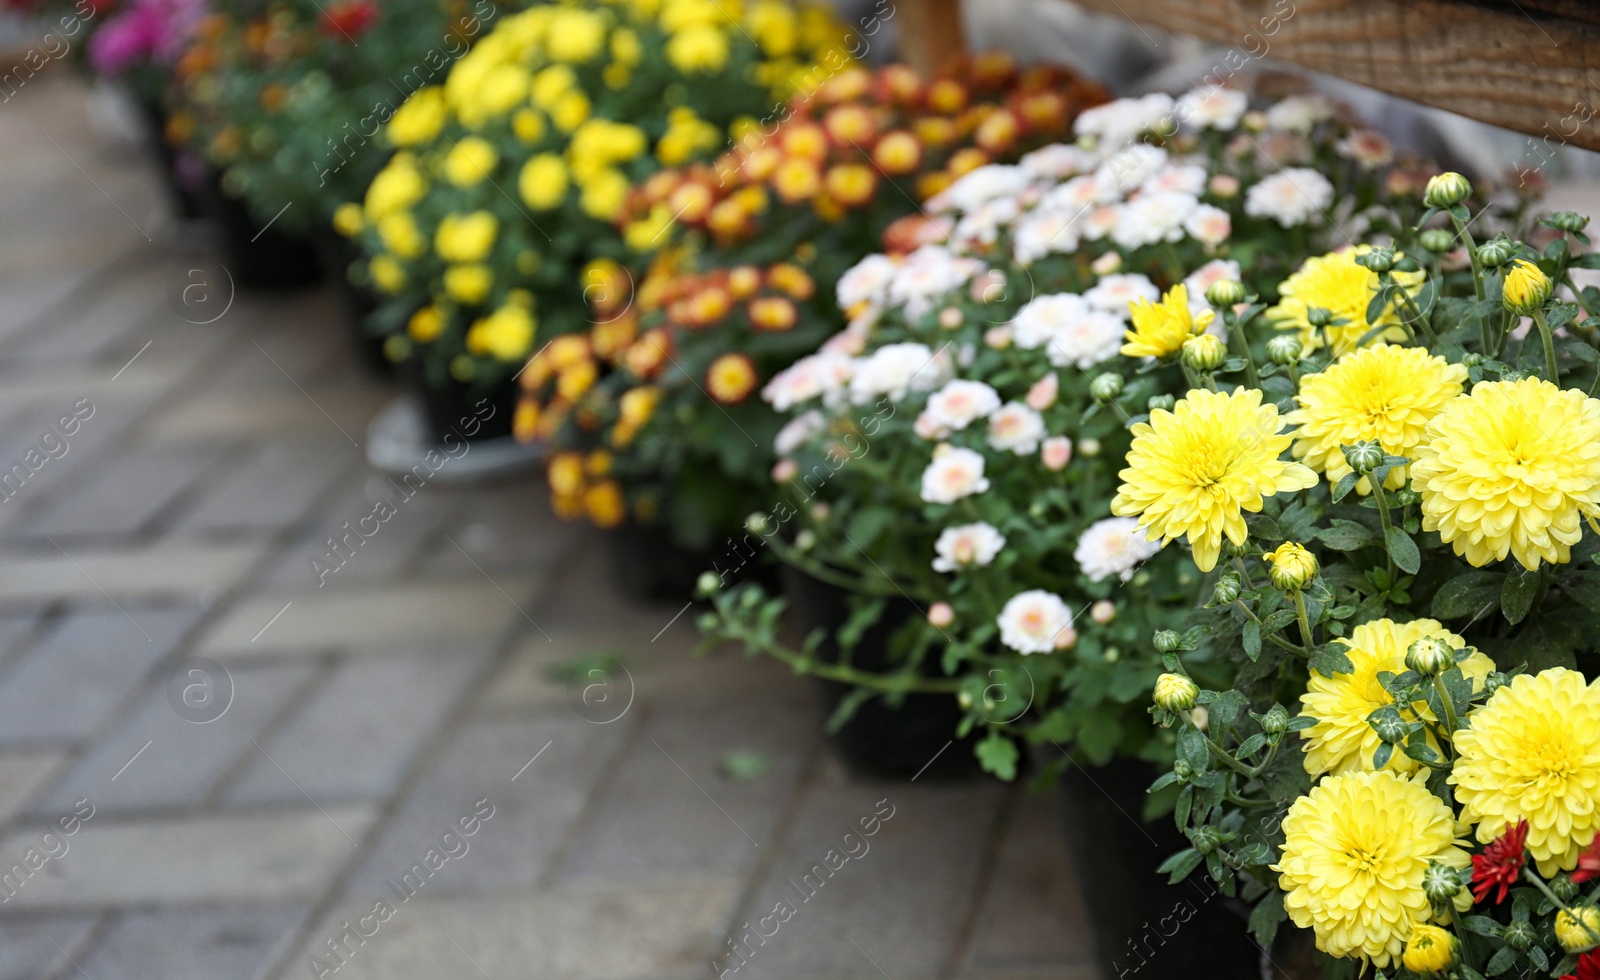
[[1041, 435, 1072, 471]]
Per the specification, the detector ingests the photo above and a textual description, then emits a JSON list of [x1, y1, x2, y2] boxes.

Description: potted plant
[[512, 54, 1106, 599], [343, 0, 851, 441]]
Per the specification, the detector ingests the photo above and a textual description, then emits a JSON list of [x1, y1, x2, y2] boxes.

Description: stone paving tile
[[960, 792, 1097, 975], [22, 443, 230, 540], [555, 696, 816, 884], [224, 648, 492, 805], [342, 714, 628, 897], [174, 438, 352, 536], [74, 904, 305, 980], [0, 914, 99, 980], [531, 537, 698, 637], [197, 579, 537, 658], [0, 540, 262, 605], [4, 266, 166, 361], [0, 606, 202, 745], [0, 806, 376, 908], [0, 752, 67, 824], [39, 662, 317, 814], [0, 390, 155, 531], [722, 776, 1006, 980], [282, 879, 740, 980], [417, 482, 584, 576]]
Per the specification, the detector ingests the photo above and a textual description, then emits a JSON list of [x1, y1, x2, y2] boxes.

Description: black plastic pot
[[195, 174, 321, 291], [1058, 758, 1262, 978], [402, 365, 518, 444], [602, 520, 716, 603], [309, 228, 392, 379], [781, 566, 980, 781], [131, 94, 206, 221]]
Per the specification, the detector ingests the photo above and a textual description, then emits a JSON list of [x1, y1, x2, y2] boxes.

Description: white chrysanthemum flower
[[1012, 293, 1088, 350], [1082, 205, 1121, 241], [1112, 191, 1198, 250], [920, 447, 989, 503], [848, 342, 946, 404], [1245, 168, 1334, 227], [953, 198, 1022, 247], [997, 589, 1074, 654], [1085, 273, 1158, 313], [1045, 310, 1125, 369], [1176, 85, 1248, 131], [939, 164, 1031, 214], [836, 254, 898, 310], [1075, 93, 1174, 148], [1013, 209, 1083, 265], [987, 402, 1046, 455], [1143, 163, 1207, 197], [1042, 173, 1119, 212], [1265, 93, 1337, 133], [925, 379, 1001, 431], [773, 409, 826, 455], [1182, 258, 1243, 304], [1183, 204, 1232, 247], [1018, 143, 1096, 181], [1335, 129, 1394, 170], [1074, 516, 1163, 582], [1097, 144, 1168, 196], [762, 351, 854, 411], [932, 521, 1006, 572], [886, 246, 984, 318]]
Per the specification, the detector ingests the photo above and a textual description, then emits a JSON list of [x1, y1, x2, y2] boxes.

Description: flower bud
[[1172, 758, 1194, 781], [1153, 630, 1182, 654], [1259, 704, 1289, 736], [1213, 571, 1241, 605], [1267, 336, 1305, 368], [1556, 904, 1600, 953], [1550, 210, 1591, 233], [1461, 352, 1484, 367], [1146, 394, 1176, 413], [1090, 600, 1116, 624], [1359, 246, 1396, 274], [1418, 228, 1455, 253], [696, 571, 722, 597], [1554, 873, 1582, 903], [1189, 824, 1223, 855], [1373, 712, 1408, 745], [1341, 440, 1385, 476], [1503, 920, 1536, 951], [795, 529, 816, 552], [1153, 672, 1198, 712], [1077, 437, 1101, 457], [1205, 279, 1247, 307], [1089, 372, 1124, 404], [1476, 238, 1515, 268], [1401, 923, 1458, 975], [937, 307, 963, 329], [1421, 862, 1463, 907], [1305, 306, 1333, 329], [1266, 334, 1303, 365], [1405, 635, 1457, 677], [1181, 334, 1228, 373], [1503, 259, 1553, 314], [928, 602, 954, 628], [1263, 542, 1318, 592], [1484, 671, 1509, 696], [745, 512, 770, 535], [1423, 171, 1472, 208]]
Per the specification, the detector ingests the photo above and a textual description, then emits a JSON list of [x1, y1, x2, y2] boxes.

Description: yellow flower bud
[[1557, 905, 1600, 953], [1180, 333, 1228, 373], [1401, 923, 1457, 975], [1263, 542, 1318, 592], [1502, 259, 1553, 315], [1153, 673, 1199, 712]]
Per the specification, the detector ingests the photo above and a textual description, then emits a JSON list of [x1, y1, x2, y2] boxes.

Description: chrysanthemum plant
[[511, 55, 1103, 548], [1122, 175, 1600, 976], [698, 87, 1433, 778], [174, 0, 466, 232], [347, 0, 846, 392]]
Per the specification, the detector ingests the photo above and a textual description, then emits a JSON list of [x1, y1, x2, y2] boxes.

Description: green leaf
[[1242, 619, 1262, 661], [1484, 946, 1517, 976], [1309, 642, 1354, 678], [1330, 472, 1359, 503], [1431, 570, 1502, 619], [718, 750, 770, 782], [1558, 570, 1600, 612], [1175, 784, 1193, 828], [1178, 727, 1208, 770], [1384, 525, 1421, 574], [1372, 742, 1394, 769], [1157, 847, 1203, 882], [1501, 565, 1541, 625], [1461, 914, 1502, 937], [1248, 891, 1287, 950], [975, 732, 1019, 781], [1319, 519, 1379, 551]]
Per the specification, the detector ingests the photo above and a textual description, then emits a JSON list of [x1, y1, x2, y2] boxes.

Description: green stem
[[1431, 673, 1461, 749], [1450, 213, 1486, 301], [1204, 734, 1258, 778], [1371, 483, 1398, 579], [1525, 871, 1600, 946], [1227, 310, 1260, 387], [1231, 600, 1305, 657], [730, 622, 963, 694], [1532, 308, 1560, 383], [1293, 591, 1315, 650]]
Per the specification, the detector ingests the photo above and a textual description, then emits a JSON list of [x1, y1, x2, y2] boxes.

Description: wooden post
[[1066, 0, 1600, 154], [897, 0, 966, 77]]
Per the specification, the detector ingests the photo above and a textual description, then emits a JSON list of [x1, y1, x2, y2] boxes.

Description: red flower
[[1470, 820, 1528, 904], [1564, 948, 1600, 980], [1575, 836, 1600, 884], [320, 0, 377, 40]]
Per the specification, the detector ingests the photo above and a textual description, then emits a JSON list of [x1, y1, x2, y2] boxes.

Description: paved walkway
[[0, 73, 1098, 980]]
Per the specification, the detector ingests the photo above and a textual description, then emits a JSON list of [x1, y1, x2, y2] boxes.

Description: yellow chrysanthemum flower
[[1274, 769, 1472, 966], [1121, 284, 1214, 359], [666, 24, 730, 73], [443, 137, 498, 187], [1267, 246, 1422, 357], [386, 87, 446, 147], [544, 8, 606, 62], [369, 255, 406, 294], [376, 212, 425, 260], [1300, 618, 1493, 777], [519, 154, 569, 210], [1412, 377, 1600, 570], [435, 211, 499, 264], [1558, 905, 1600, 953], [444, 264, 493, 305], [1402, 924, 1457, 974], [466, 304, 536, 361], [1451, 667, 1600, 877], [363, 154, 426, 222], [1110, 387, 1317, 572], [1287, 344, 1468, 493]]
